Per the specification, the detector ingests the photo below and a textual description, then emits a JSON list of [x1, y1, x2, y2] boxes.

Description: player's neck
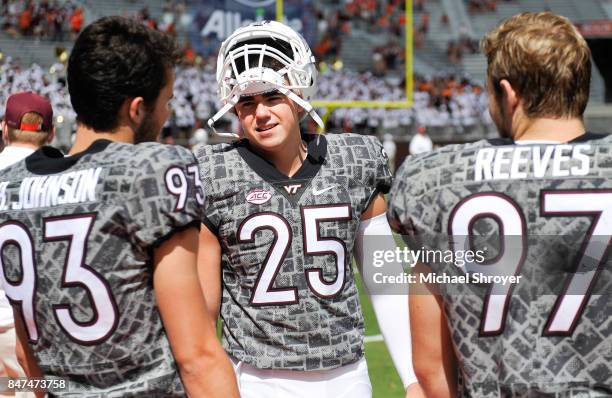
[[69, 125, 135, 155], [275, 149, 307, 177], [257, 132, 307, 177], [513, 117, 586, 143]]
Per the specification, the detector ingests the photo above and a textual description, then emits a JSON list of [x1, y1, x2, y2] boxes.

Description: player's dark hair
[[67, 16, 180, 131]]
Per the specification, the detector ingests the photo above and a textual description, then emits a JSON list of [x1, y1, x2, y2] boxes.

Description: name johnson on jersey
[[0, 167, 102, 211]]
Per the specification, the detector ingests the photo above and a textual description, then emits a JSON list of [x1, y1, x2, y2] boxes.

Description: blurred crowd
[[0, 0, 192, 41], [314, 0, 406, 65], [0, 57, 74, 122], [464, 0, 516, 14], [446, 36, 479, 65], [342, 0, 405, 35], [124, 1, 191, 37], [320, 71, 491, 133], [0, 55, 491, 150], [313, 0, 481, 74], [1, 0, 487, 80], [162, 65, 491, 140], [466, 0, 498, 13], [1, 0, 84, 40], [413, 1, 479, 66]]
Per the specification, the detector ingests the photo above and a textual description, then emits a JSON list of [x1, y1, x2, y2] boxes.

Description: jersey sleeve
[[363, 135, 393, 195], [387, 155, 434, 252], [124, 145, 204, 250], [194, 144, 223, 234]]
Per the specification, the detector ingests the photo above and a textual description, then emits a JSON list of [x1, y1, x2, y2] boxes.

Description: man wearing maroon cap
[[0, 91, 52, 398], [0, 91, 55, 170]]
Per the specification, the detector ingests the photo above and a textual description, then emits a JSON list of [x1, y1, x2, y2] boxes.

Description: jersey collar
[[488, 132, 605, 146], [26, 139, 113, 175], [236, 133, 328, 204], [236, 133, 327, 183]]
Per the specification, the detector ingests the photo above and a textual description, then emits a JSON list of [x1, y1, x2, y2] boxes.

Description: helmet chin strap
[[207, 95, 241, 139], [278, 88, 325, 130]]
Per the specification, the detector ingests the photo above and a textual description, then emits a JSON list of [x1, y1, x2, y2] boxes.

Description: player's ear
[[499, 79, 519, 115], [291, 90, 306, 118], [290, 102, 305, 119], [296, 104, 306, 119], [127, 97, 146, 125]]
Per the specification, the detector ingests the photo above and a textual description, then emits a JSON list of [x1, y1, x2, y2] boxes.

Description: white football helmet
[[207, 20, 324, 138]]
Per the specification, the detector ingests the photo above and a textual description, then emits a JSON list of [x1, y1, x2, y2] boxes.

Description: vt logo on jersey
[[246, 188, 272, 204], [283, 184, 302, 195]]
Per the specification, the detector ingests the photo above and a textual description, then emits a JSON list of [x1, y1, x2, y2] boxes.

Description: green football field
[[356, 271, 406, 398]]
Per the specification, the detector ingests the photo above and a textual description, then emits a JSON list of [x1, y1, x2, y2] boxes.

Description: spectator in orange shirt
[[70, 7, 84, 39], [183, 42, 195, 64], [19, 6, 34, 35]]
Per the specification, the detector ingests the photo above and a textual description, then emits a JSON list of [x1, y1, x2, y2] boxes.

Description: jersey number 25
[[238, 204, 352, 305]]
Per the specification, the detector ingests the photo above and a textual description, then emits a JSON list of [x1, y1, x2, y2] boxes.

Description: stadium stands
[[1, 0, 610, 146], [464, 0, 608, 101]]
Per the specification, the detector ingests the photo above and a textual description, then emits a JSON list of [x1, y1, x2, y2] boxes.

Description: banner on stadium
[[189, 0, 317, 56], [576, 20, 612, 37], [576, 21, 612, 102]]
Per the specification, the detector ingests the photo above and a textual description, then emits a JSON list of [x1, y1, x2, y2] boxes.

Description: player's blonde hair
[[482, 11, 591, 119], [7, 112, 51, 146]]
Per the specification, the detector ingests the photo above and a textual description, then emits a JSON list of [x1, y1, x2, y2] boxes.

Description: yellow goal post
[[275, 0, 414, 128]]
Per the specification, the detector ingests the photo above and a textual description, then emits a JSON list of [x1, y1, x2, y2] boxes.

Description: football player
[[0, 16, 239, 397], [197, 20, 422, 398], [388, 12, 612, 397]]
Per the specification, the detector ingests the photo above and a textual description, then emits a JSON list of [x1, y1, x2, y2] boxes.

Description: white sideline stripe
[[364, 334, 384, 343]]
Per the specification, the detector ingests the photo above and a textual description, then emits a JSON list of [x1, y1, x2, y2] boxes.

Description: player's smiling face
[[234, 90, 302, 152]]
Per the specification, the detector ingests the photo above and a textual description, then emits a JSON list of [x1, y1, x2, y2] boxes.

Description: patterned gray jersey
[[196, 132, 391, 371], [0, 140, 204, 397], [388, 133, 612, 397]]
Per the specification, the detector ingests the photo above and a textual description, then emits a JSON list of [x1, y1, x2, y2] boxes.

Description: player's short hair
[[7, 112, 51, 146], [482, 12, 591, 119], [67, 16, 180, 131]]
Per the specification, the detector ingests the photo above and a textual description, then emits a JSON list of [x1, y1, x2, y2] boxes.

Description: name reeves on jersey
[[0, 167, 102, 211], [474, 144, 591, 181]]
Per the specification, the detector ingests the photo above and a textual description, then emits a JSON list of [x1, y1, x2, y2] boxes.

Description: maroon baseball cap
[[4, 91, 53, 132]]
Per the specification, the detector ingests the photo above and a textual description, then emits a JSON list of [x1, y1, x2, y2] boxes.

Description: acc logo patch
[[246, 188, 272, 204]]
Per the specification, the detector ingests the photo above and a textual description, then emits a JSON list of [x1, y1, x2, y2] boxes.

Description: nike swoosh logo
[[312, 186, 336, 196]]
